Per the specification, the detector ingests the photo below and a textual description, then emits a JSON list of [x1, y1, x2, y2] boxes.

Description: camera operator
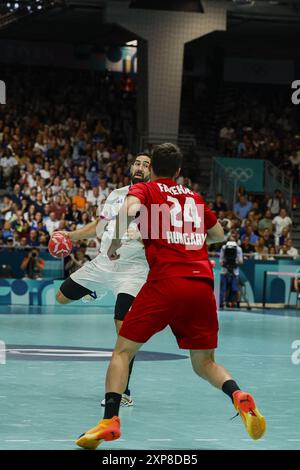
[[219, 237, 243, 308], [20, 248, 45, 280]]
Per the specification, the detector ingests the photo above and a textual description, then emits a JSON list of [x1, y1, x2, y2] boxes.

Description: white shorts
[[70, 254, 148, 299]]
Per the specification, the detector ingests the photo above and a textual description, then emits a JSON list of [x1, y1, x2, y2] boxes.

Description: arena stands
[[0, 64, 200, 277], [1, 65, 299, 282], [0, 64, 137, 273], [217, 84, 300, 190], [210, 188, 299, 260]]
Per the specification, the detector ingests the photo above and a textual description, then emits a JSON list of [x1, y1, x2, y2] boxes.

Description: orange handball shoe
[[233, 391, 266, 440], [76, 416, 121, 450]]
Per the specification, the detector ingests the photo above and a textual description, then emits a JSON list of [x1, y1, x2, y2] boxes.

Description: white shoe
[[101, 394, 134, 407], [121, 394, 134, 407], [81, 291, 97, 303], [81, 295, 94, 303]]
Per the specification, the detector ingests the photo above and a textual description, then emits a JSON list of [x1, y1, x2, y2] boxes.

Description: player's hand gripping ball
[[48, 232, 73, 258]]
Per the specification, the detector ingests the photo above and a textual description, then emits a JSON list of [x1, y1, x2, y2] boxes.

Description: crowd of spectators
[[218, 85, 300, 189], [209, 187, 298, 260], [1, 65, 299, 281], [215, 84, 299, 259], [0, 64, 139, 277], [0, 64, 200, 278]]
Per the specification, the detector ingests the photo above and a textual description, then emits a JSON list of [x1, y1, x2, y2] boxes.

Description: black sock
[[124, 357, 135, 396], [104, 392, 122, 419], [222, 380, 240, 402]]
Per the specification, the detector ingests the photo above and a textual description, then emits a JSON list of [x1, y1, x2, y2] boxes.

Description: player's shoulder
[[128, 181, 150, 194], [106, 185, 130, 201], [190, 190, 204, 203], [172, 182, 204, 201], [111, 185, 130, 196]]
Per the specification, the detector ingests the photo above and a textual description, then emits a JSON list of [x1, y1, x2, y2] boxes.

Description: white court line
[[282, 378, 300, 381], [194, 439, 219, 441], [6, 439, 32, 442], [148, 439, 173, 441], [287, 439, 300, 442], [51, 440, 76, 442]]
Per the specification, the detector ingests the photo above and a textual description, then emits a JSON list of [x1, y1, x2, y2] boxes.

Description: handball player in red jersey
[[76, 143, 266, 449]]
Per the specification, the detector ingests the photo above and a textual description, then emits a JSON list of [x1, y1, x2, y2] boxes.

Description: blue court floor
[[0, 305, 300, 450]]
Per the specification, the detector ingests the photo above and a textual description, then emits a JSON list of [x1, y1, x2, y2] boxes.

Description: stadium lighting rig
[[0, 0, 65, 28]]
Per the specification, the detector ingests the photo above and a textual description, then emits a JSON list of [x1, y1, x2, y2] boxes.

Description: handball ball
[[210, 260, 216, 268], [48, 232, 72, 258]]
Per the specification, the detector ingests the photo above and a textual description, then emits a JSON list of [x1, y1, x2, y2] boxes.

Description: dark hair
[[151, 143, 182, 177]]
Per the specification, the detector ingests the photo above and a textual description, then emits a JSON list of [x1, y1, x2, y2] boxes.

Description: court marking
[[4, 345, 188, 362], [148, 439, 173, 441], [5, 440, 31, 442], [2, 438, 296, 444], [241, 438, 266, 442], [194, 438, 219, 441], [1, 308, 299, 450], [50, 440, 79, 442]]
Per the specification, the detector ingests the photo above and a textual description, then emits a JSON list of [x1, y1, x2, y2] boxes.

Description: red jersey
[[128, 178, 217, 282]]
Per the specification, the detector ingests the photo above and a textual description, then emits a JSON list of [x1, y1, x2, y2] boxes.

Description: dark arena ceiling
[[0, 1, 134, 45], [0, 0, 300, 46]]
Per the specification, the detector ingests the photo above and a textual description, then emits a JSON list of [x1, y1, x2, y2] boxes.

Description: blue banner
[[0, 249, 62, 279], [1, 258, 298, 308], [216, 157, 264, 192]]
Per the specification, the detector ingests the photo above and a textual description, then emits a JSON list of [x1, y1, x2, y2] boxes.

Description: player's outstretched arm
[[206, 221, 225, 245], [58, 219, 103, 241]]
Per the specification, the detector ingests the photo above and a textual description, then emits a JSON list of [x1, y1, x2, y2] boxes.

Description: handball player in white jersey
[[56, 153, 151, 406]]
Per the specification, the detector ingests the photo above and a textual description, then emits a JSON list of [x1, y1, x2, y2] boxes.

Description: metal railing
[[210, 158, 237, 209], [210, 157, 293, 211], [264, 160, 293, 211]]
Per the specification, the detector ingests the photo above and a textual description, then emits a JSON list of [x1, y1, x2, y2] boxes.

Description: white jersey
[[96, 185, 147, 268], [70, 185, 148, 299]]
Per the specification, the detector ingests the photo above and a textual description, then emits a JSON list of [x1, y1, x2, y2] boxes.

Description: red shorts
[[119, 277, 219, 350]]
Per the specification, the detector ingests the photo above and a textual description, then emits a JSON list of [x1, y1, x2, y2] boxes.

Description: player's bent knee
[[56, 290, 72, 304], [190, 350, 215, 377], [112, 349, 134, 364], [191, 360, 207, 378]]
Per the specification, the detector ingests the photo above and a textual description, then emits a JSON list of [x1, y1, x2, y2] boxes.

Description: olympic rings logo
[[225, 167, 254, 182]]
